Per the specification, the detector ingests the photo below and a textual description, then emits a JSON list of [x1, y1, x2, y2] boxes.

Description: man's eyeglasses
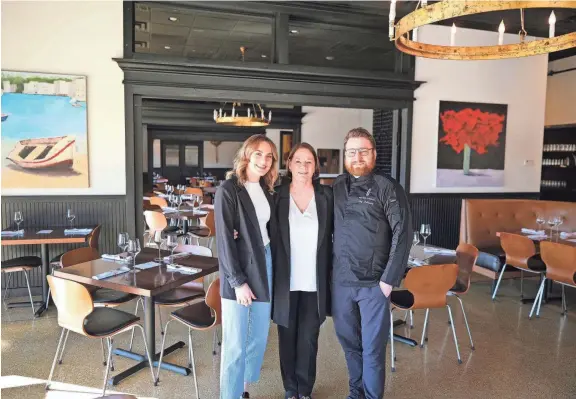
[[344, 148, 374, 157]]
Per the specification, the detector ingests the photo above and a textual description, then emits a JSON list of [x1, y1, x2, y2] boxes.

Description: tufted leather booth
[[459, 199, 576, 275]]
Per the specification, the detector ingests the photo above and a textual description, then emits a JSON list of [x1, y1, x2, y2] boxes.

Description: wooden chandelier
[[391, 1, 576, 60]]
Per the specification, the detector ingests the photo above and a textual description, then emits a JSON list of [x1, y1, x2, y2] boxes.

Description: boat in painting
[[1, 113, 8, 122], [6, 135, 76, 169]]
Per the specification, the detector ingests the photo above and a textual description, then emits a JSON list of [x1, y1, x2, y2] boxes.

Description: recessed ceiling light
[[325, 56, 335, 61], [261, 54, 267, 58], [168, 16, 178, 22], [290, 29, 299, 34], [164, 45, 171, 50]]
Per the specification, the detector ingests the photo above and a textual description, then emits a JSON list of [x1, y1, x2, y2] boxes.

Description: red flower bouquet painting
[[436, 101, 507, 187]]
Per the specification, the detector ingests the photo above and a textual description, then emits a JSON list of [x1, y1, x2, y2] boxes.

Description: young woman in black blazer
[[272, 143, 334, 399], [214, 134, 278, 399]]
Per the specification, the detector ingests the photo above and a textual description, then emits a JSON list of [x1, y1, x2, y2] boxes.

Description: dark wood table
[[1, 226, 93, 316], [54, 247, 219, 386]]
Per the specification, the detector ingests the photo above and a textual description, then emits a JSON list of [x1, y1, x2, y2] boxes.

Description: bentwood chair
[[492, 232, 546, 301], [389, 263, 460, 371], [156, 278, 222, 398], [530, 241, 576, 318], [46, 276, 155, 397], [188, 210, 216, 249], [184, 187, 204, 197]]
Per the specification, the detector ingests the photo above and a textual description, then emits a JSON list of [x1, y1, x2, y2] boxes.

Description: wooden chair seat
[[171, 301, 216, 329], [83, 308, 140, 337]]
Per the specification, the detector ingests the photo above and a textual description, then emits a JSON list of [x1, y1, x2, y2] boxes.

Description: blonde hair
[[226, 134, 279, 191]]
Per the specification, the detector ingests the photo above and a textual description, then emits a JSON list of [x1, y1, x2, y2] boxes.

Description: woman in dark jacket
[[272, 143, 334, 399], [214, 134, 278, 399]]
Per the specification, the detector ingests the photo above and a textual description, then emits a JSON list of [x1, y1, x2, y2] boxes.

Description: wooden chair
[[188, 210, 216, 249], [184, 187, 204, 197], [492, 232, 546, 300], [49, 224, 102, 268], [1, 256, 42, 317], [46, 276, 155, 397], [156, 278, 222, 398], [389, 263, 460, 370], [149, 196, 168, 208], [530, 241, 576, 318]]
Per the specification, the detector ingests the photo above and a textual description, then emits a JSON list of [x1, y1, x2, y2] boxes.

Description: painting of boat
[[6, 135, 76, 169], [1, 113, 8, 122]]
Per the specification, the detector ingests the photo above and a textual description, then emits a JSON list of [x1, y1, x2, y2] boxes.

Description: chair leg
[[536, 279, 546, 318], [46, 328, 67, 390], [410, 310, 414, 329], [454, 295, 474, 350], [420, 309, 430, 348], [128, 297, 142, 351], [520, 270, 524, 299], [561, 285, 567, 316], [491, 264, 507, 301], [529, 278, 546, 319], [57, 329, 71, 364], [155, 319, 174, 384], [2, 272, 13, 309], [188, 327, 200, 398], [100, 338, 108, 366], [212, 328, 218, 356], [446, 305, 462, 364], [101, 338, 114, 397], [23, 270, 36, 317], [158, 305, 164, 335], [217, 325, 221, 346], [389, 309, 395, 372], [133, 324, 157, 386]]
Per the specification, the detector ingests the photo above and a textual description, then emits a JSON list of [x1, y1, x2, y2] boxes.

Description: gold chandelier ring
[[393, 1, 576, 60]]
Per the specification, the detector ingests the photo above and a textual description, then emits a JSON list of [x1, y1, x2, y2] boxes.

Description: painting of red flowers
[[436, 101, 507, 187]]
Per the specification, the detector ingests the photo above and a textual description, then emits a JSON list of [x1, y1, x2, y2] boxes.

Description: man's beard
[[345, 159, 376, 177]]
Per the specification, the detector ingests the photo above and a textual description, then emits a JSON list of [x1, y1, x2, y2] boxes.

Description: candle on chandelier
[[498, 20, 505, 45], [389, 0, 397, 38], [450, 23, 457, 46], [422, 0, 427, 6], [413, 27, 418, 42], [549, 11, 556, 38], [268, 111, 272, 122], [213, 110, 218, 121]]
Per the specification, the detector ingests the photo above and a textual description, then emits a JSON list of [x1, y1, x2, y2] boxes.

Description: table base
[[392, 319, 418, 347]]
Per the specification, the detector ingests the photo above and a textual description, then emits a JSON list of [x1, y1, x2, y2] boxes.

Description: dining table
[[1, 226, 94, 317], [53, 247, 219, 386]]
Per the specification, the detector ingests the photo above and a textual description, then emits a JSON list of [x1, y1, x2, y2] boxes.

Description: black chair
[[2, 256, 42, 317]]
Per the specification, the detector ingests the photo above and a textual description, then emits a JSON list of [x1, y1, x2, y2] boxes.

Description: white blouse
[[244, 182, 271, 246], [289, 194, 318, 292]]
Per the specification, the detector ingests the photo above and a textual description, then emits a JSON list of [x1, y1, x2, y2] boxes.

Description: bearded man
[[331, 127, 412, 399]]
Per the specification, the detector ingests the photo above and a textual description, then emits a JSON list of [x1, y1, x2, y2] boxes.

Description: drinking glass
[[127, 238, 141, 270], [535, 214, 545, 232], [66, 209, 76, 228], [117, 232, 129, 262], [166, 235, 178, 265], [420, 224, 431, 248], [154, 231, 164, 262], [412, 231, 420, 248], [546, 217, 556, 238], [197, 194, 204, 209], [14, 211, 23, 232]]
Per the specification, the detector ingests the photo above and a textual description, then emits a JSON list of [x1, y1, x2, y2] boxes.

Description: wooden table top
[[54, 247, 219, 297], [1, 227, 93, 246], [496, 231, 576, 248]]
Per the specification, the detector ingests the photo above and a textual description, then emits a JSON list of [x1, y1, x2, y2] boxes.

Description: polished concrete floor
[[1, 276, 575, 399]]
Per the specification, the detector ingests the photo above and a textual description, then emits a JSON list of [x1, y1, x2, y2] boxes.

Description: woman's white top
[[244, 182, 271, 246], [289, 194, 318, 292]]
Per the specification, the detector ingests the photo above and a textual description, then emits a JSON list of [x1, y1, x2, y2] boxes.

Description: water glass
[[154, 231, 164, 262], [420, 224, 431, 248], [127, 238, 141, 269], [412, 231, 420, 248], [67, 209, 76, 228], [117, 232, 129, 261], [166, 234, 178, 264], [535, 214, 545, 231], [14, 211, 23, 232]]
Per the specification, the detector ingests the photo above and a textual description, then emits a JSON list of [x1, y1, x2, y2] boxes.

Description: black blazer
[[214, 175, 276, 302], [272, 181, 334, 328]]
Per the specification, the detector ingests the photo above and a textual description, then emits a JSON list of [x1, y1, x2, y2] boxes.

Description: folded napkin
[[193, 210, 208, 216], [1, 230, 24, 236], [64, 228, 93, 235], [101, 254, 132, 262], [162, 207, 178, 213], [408, 257, 425, 267], [37, 230, 53, 234], [526, 234, 548, 241], [166, 264, 201, 275], [163, 252, 191, 262], [135, 261, 160, 270], [521, 228, 545, 235], [423, 247, 456, 255], [93, 266, 131, 280], [560, 232, 576, 239]]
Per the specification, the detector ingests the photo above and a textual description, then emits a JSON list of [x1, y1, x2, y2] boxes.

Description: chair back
[[185, 187, 204, 197], [88, 225, 102, 250], [149, 196, 168, 208], [144, 210, 168, 232], [454, 243, 479, 293], [404, 264, 459, 309], [175, 244, 213, 257], [47, 275, 94, 335], [499, 232, 537, 269], [205, 278, 222, 326], [203, 210, 216, 238], [61, 247, 100, 268], [540, 241, 576, 286]]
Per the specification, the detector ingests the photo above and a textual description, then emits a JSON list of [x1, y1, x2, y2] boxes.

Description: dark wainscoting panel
[[1, 195, 126, 290], [408, 193, 540, 250]]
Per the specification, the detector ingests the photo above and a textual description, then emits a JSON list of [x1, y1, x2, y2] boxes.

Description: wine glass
[[554, 216, 563, 236], [127, 238, 141, 270], [176, 195, 183, 211], [412, 231, 420, 248], [117, 232, 129, 262], [535, 214, 545, 232], [420, 224, 431, 248], [197, 194, 204, 209], [546, 217, 556, 238], [14, 211, 23, 232], [154, 231, 164, 262], [66, 209, 76, 228], [166, 235, 178, 265]]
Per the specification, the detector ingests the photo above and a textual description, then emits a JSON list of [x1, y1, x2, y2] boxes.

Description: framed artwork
[[318, 149, 340, 174], [279, 130, 293, 169], [1, 71, 89, 189], [436, 100, 507, 187]]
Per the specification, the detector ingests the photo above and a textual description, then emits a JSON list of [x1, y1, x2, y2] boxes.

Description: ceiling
[[133, 1, 576, 67]]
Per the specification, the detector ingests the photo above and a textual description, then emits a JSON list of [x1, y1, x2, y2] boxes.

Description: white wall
[[1, 1, 125, 195], [410, 25, 548, 194], [546, 55, 576, 126], [203, 141, 242, 168]]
